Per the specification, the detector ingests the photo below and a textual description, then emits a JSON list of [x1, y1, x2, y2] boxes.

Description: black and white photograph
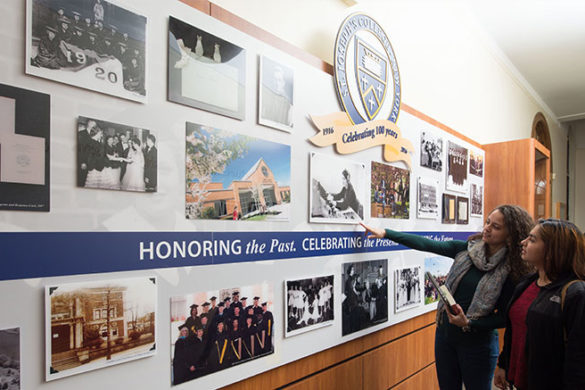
[[420, 131, 443, 171], [394, 265, 422, 313], [442, 193, 457, 224], [310, 152, 365, 224], [469, 150, 484, 177], [26, 0, 147, 102], [45, 277, 157, 381], [285, 275, 333, 338], [170, 283, 274, 386], [168, 16, 246, 120], [471, 183, 483, 217], [424, 257, 453, 305], [417, 176, 439, 219], [457, 196, 469, 224], [0, 328, 20, 390], [259, 56, 294, 132], [370, 161, 410, 219], [77, 116, 157, 192], [0, 83, 50, 212], [446, 141, 468, 193], [342, 259, 388, 336]]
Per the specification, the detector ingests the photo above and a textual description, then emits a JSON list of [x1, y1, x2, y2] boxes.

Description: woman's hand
[[446, 304, 469, 328], [359, 222, 385, 239], [493, 366, 509, 390]]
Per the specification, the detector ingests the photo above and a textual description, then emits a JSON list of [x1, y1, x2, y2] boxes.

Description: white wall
[[569, 120, 585, 228], [211, 0, 568, 208]]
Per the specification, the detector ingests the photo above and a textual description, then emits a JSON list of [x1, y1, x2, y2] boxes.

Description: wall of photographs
[[0, 0, 484, 389]]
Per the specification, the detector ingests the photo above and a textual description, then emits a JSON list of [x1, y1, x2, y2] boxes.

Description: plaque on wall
[[0, 84, 50, 211], [45, 277, 157, 381], [456, 196, 469, 224], [258, 55, 294, 132], [442, 193, 457, 224], [168, 16, 245, 120], [77, 116, 157, 192], [26, 0, 147, 103]]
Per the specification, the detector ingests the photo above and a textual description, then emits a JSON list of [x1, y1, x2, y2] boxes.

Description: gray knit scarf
[[437, 240, 509, 324]]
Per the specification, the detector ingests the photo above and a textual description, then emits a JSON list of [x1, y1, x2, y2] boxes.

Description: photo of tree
[[185, 122, 291, 221]]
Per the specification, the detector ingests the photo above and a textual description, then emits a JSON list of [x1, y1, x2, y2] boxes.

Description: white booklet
[[0, 133, 45, 185]]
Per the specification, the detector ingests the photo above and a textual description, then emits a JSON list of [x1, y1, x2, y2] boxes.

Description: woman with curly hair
[[361, 204, 534, 390], [494, 219, 585, 390]]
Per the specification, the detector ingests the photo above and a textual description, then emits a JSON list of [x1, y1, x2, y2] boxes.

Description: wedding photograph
[[285, 275, 333, 337], [170, 283, 274, 385], [45, 277, 157, 381], [395, 265, 422, 313], [342, 259, 388, 336], [77, 116, 157, 192], [310, 153, 365, 224], [370, 161, 410, 219], [26, 0, 147, 102]]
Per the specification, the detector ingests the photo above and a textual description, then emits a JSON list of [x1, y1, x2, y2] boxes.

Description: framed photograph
[[0, 83, 50, 212], [370, 161, 410, 219], [469, 150, 484, 177], [45, 277, 157, 381], [0, 327, 20, 389], [170, 283, 274, 386], [457, 196, 469, 224], [394, 265, 422, 313], [168, 16, 245, 120], [342, 259, 388, 336], [471, 183, 483, 217], [285, 275, 334, 338], [77, 116, 157, 192], [258, 56, 294, 132], [420, 131, 443, 171], [446, 141, 468, 193], [185, 122, 291, 221], [442, 193, 457, 224], [310, 153, 365, 224], [424, 257, 453, 305], [417, 176, 439, 219], [26, 0, 147, 103]]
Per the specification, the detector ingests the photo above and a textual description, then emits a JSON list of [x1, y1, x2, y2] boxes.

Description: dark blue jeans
[[434, 327, 499, 390]]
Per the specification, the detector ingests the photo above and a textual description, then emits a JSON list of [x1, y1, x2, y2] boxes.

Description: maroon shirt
[[508, 281, 540, 389]]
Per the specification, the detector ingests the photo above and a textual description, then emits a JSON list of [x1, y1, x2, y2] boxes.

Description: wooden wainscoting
[[221, 312, 438, 390]]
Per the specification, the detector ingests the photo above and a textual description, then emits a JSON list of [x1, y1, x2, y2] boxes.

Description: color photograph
[[417, 176, 439, 219], [168, 16, 245, 120], [420, 131, 443, 171], [424, 257, 453, 305], [285, 275, 334, 338], [310, 153, 366, 224], [395, 265, 422, 313], [26, 0, 147, 102], [370, 161, 410, 219], [442, 193, 457, 224], [457, 196, 469, 224], [471, 183, 483, 217], [259, 56, 294, 132], [77, 116, 157, 192], [469, 150, 484, 177], [0, 328, 20, 390], [0, 83, 50, 212], [170, 284, 274, 386], [185, 122, 291, 221], [446, 141, 468, 193], [45, 277, 157, 381], [342, 259, 388, 336]]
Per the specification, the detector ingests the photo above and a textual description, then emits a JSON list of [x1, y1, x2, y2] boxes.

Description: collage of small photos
[[0, 0, 485, 388]]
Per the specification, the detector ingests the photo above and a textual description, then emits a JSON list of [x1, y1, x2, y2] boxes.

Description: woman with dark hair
[[494, 219, 585, 390], [361, 205, 535, 390]]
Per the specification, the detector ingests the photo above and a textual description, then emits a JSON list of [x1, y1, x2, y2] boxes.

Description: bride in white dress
[[121, 137, 145, 192]]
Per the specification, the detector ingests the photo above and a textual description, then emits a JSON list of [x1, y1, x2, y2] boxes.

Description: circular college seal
[[334, 13, 401, 125]]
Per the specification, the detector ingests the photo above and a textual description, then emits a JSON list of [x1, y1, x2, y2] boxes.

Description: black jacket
[[498, 273, 585, 390]]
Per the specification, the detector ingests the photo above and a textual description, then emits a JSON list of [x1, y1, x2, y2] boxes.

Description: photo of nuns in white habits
[[285, 276, 333, 337], [342, 260, 388, 336], [394, 265, 422, 313]]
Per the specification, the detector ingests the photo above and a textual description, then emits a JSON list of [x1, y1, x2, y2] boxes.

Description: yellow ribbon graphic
[[309, 112, 414, 169]]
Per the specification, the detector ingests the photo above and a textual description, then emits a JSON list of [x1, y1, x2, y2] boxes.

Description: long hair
[[537, 219, 585, 281], [468, 205, 535, 282]]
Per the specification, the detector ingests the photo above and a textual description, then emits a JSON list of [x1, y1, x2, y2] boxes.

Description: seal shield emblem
[[355, 36, 388, 121]]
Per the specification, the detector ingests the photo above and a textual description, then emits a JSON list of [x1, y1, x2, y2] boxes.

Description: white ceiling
[[469, 0, 585, 123]]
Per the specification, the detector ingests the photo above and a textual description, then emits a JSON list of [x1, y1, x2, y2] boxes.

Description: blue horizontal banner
[[0, 230, 473, 281]]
